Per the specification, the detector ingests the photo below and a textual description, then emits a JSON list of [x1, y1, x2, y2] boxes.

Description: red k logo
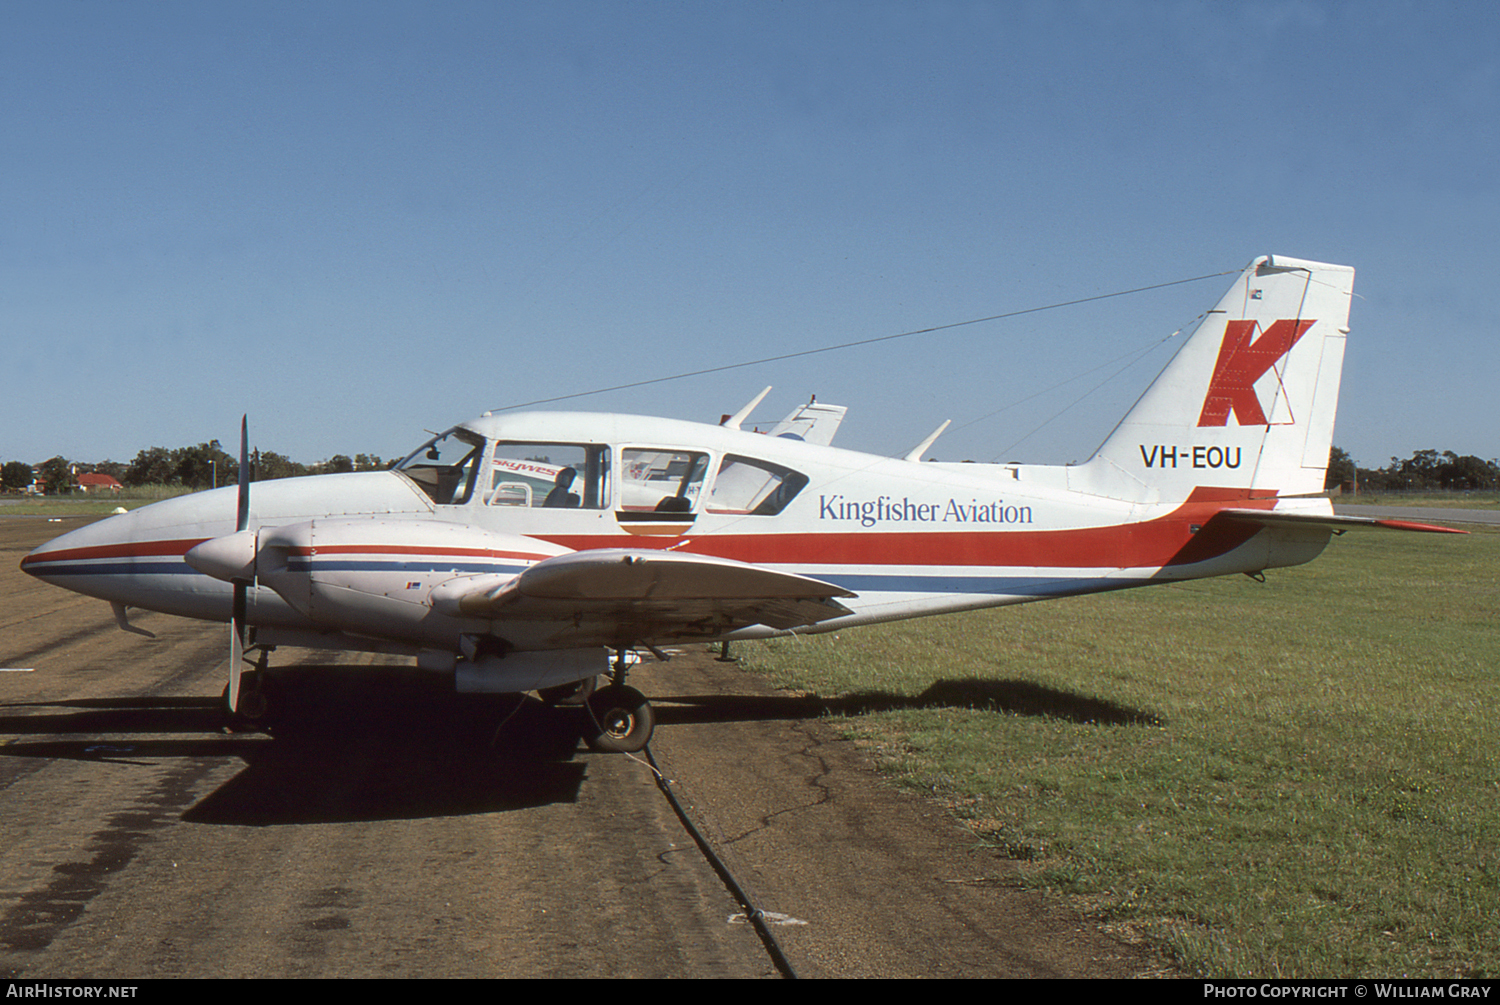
[[1197, 319, 1316, 426]]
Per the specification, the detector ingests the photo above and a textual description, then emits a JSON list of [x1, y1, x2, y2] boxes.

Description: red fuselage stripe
[[20, 538, 207, 567]]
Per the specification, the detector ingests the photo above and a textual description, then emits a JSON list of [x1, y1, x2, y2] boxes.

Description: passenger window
[[707, 455, 808, 516], [488, 443, 610, 509], [620, 449, 708, 512]]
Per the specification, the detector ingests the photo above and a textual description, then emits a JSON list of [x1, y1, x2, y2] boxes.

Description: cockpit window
[[621, 449, 708, 512], [396, 428, 484, 505], [707, 454, 808, 516], [488, 443, 609, 509]]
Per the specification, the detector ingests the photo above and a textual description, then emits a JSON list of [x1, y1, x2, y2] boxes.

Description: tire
[[221, 680, 270, 732], [584, 684, 655, 753]]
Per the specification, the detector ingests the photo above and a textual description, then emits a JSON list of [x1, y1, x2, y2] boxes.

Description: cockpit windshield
[[395, 428, 485, 505]]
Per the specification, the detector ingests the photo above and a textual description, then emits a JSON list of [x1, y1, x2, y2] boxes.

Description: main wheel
[[584, 684, 655, 753], [221, 679, 270, 732]]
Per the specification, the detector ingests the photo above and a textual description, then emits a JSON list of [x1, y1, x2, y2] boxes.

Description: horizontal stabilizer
[[1219, 508, 1466, 535]]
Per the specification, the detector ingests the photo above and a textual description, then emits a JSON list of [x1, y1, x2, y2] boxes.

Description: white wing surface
[[449, 548, 856, 635]]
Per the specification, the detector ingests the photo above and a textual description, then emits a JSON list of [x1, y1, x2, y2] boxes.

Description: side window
[[620, 449, 709, 512], [707, 454, 808, 516], [488, 443, 610, 509]]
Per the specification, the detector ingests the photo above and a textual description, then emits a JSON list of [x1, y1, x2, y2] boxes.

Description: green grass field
[[741, 525, 1497, 978], [0, 485, 191, 515]]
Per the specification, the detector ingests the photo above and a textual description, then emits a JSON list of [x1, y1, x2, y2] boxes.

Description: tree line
[[1, 441, 389, 495], [1326, 447, 1500, 493]]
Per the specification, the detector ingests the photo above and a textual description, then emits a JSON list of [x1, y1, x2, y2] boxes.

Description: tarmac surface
[[0, 516, 1160, 979]]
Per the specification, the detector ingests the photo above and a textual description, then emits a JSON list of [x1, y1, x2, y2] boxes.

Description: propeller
[[228, 415, 250, 714]]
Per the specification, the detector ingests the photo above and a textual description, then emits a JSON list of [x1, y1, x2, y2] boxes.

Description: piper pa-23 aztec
[[22, 255, 1460, 751]]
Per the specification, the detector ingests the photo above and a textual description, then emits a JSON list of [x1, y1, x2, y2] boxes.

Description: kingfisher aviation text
[[819, 495, 1034, 527]]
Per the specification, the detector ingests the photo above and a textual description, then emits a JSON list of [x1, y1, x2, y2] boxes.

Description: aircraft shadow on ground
[[0, 670, 1156, 825], [0, 696, 231, 739], [182, 742, 589, 827], [0, 672, 598, 825], [653, 677, 1161, 727], [186, 684, 595, 824]]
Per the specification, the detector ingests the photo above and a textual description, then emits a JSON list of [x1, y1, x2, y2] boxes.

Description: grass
[[0, 485, 193, 515], [740, 525, 1499, 978]]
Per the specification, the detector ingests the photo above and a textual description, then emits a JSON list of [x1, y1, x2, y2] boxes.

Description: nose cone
[[19, 494, 233, 616], [184, 530, 257, 583], [20, 511, 145, 585]]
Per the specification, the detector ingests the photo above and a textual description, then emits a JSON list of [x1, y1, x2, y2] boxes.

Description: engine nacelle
[[210, 518, 571, 648]]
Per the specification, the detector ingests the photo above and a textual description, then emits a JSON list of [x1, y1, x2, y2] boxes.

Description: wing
[[442, 548, 856, 641]]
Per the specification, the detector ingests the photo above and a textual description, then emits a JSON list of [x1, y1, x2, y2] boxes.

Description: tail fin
[[1073, 255, 1354, 503]]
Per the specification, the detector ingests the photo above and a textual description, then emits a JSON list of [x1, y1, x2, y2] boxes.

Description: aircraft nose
[[184, 530, 257, 583], [20, 520, 102, 582], [19, 492, 253, 623], [17, 505, 191, 590], [19, 542, 52, 580]]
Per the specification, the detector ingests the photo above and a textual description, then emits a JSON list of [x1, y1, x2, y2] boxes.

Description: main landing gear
[[581, 648, 656, 754], [223, 646, 273, 731], [216, 643, 659, 752]]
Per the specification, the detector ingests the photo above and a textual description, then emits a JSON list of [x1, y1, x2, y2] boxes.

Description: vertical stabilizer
[[1072, 255, 1354, 503]]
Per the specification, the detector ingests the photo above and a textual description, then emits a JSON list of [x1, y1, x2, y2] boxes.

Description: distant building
[[77, 472, 123, 494]]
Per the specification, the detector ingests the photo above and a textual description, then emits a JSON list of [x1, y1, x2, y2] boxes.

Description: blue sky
[[4, 1, 1496, 472]]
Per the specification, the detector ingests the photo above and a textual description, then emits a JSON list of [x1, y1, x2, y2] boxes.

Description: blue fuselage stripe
[[285, 560, 529, 575], [25, 562, 201, 577]]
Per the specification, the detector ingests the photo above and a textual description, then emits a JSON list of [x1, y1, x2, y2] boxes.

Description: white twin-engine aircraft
[[22, 255, 1459, 751]]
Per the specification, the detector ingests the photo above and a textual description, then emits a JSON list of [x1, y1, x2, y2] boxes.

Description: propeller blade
[[227, 415, 250, 715], [236, 414, 250, 533], [229, 585, 245, 714]]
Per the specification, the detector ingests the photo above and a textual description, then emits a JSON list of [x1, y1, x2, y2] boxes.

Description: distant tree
[[353, 453, 385, 471], [1325, 446, 1356, 491], [323, 454, 355, 474], [1, 460, 33, 492], [173, 440, 236, 490], [36, 457, 76, 495], [1442, 453, 1500, 490], [1389, 449, 1444, 490], [124, 447, 176, 486], [255, 451, 309, 481], [1347, 449, 1500, 494]]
